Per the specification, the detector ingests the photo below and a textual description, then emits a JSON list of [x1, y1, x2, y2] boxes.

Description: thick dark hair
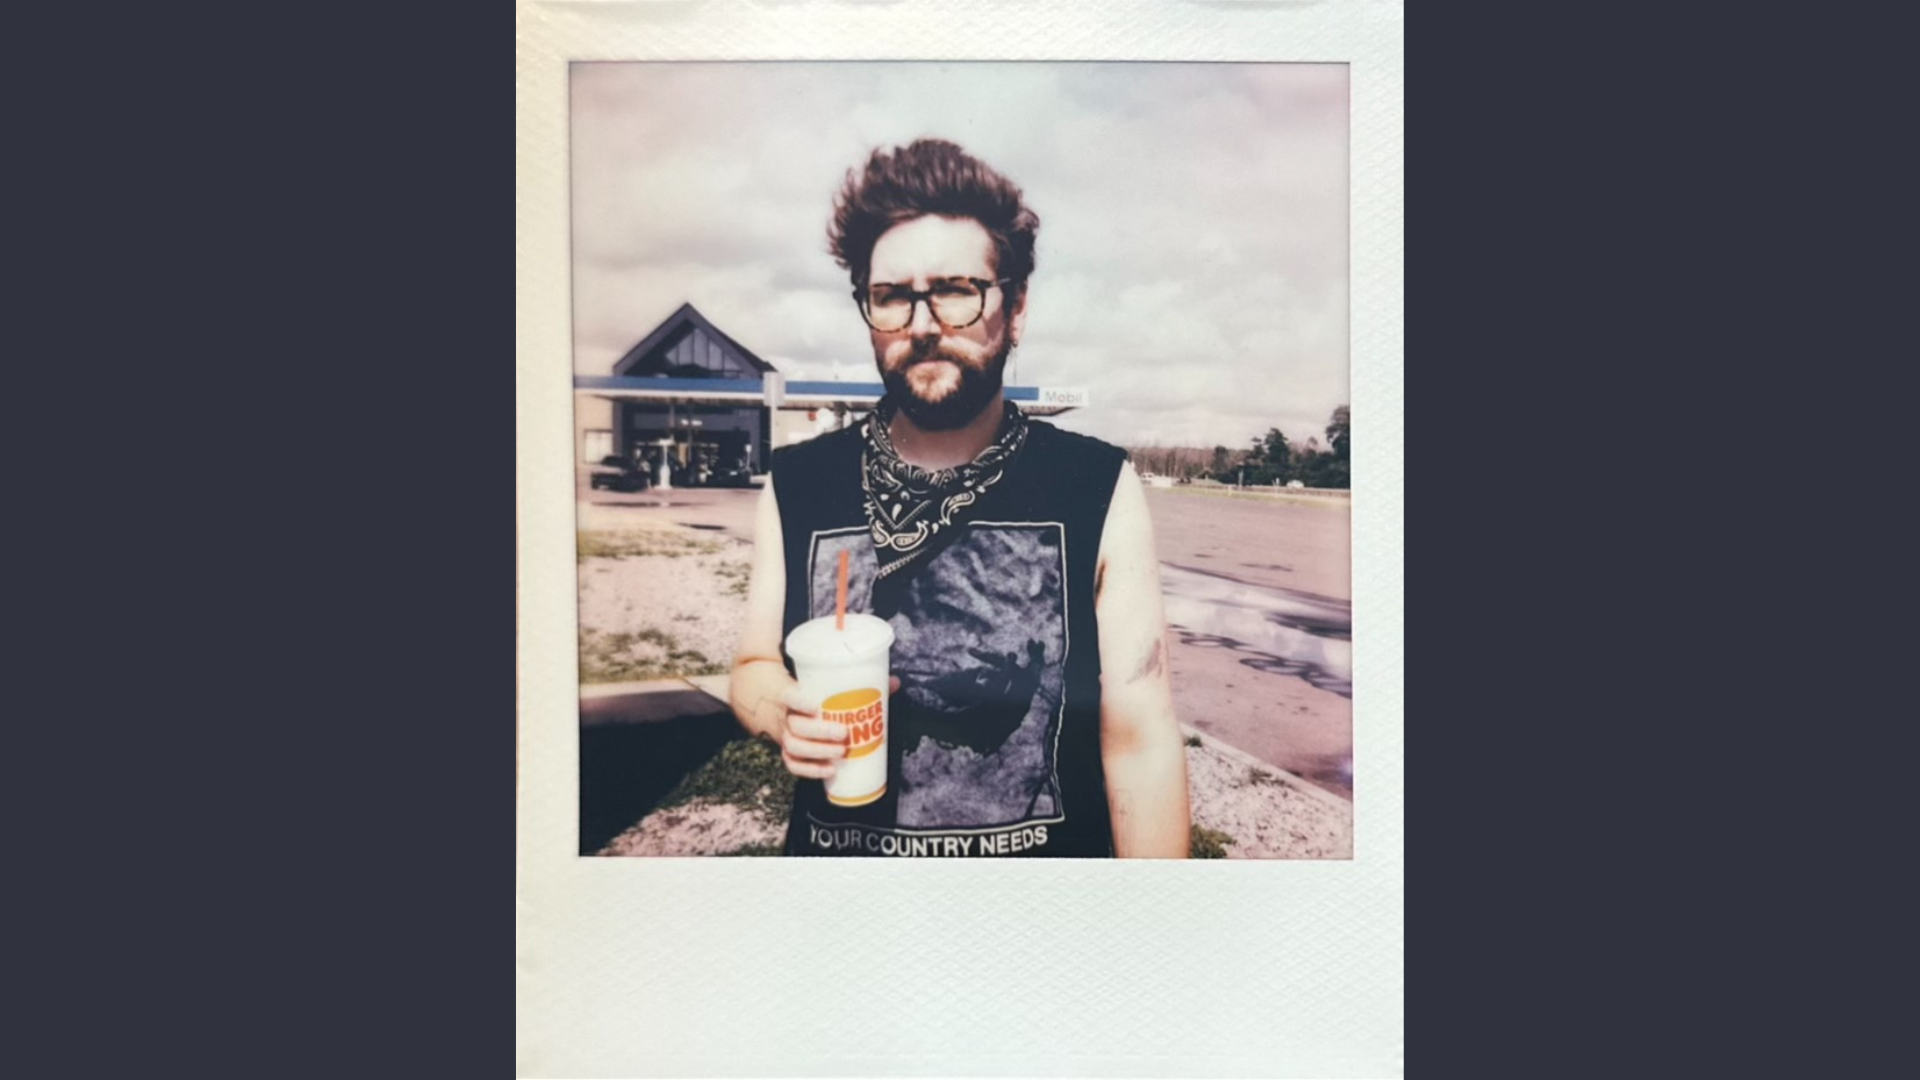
[[827, 138, 1040, 299]]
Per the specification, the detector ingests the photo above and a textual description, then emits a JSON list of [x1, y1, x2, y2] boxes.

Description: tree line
[[1126, 405, 1350, 489]]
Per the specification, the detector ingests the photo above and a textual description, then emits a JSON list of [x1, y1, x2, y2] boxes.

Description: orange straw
[[835, 550, 850, 631]]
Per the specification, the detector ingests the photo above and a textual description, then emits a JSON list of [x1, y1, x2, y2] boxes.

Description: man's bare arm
[[726, 477, 860, 782], [1095, 461, 1191, 858], [729, 478, 796, 739]]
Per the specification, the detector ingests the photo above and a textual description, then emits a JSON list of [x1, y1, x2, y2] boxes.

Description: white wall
[[770, 406, 851, 451], [574, 396, 614, 463]]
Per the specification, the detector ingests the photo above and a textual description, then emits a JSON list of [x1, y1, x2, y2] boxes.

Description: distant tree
[[1260, 428, 1291, 470], [1195, 415, 1351, 488], [1119, 445, 1228, 483], [1327, 405, 1350, 461], [1168, 445, 1211, 481], [1301, 450, 1347, 489], [1237, 436, 1263, 485], [1258, 428, 1293, 485], [1291, 438, 1321, 486], [1126, 444, 1183, 478]]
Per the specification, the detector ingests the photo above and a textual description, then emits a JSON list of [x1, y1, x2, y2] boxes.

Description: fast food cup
[[784, 612, 894, 807]]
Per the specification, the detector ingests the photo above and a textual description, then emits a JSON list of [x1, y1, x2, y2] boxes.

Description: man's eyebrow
[[870, 275, 980, 288]]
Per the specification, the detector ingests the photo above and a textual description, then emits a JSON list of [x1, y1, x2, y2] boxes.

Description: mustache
[[888, 357, 944, 375], [903, 341, 973, 366]]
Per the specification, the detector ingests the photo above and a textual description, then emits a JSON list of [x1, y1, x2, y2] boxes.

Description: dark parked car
[[588, 455, 649, 492], [705, 458, 755, 488], [670, 458, 708, 488]]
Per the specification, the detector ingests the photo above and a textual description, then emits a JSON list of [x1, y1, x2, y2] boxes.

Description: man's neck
[[885, 392, 1007, 470]]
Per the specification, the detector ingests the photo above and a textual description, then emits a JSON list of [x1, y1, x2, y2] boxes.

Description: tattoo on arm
[[1128, 638, 1165, 683]]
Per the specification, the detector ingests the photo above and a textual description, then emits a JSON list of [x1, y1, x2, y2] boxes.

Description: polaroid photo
[[519, 3, 1401, 1075]]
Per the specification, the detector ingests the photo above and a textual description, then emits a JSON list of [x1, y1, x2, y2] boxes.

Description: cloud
[[569, 62, 1348, 448]]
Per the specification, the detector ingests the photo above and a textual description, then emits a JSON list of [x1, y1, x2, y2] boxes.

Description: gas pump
[[650, 438, 675, 490]]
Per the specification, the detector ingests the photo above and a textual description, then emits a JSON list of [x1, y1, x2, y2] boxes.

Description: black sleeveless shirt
[[771, 416, 1129, 857]]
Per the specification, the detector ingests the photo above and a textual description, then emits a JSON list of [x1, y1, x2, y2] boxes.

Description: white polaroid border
[[517, 3, 1403, 1076]]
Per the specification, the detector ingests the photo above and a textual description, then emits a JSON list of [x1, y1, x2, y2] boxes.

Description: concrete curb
[[577, 674, 733, 705], [578, 676, 708, 700], [682, 673, 733, 702]]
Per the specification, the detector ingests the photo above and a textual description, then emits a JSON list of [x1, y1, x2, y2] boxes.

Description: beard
[[878, 334, 1013, 432]]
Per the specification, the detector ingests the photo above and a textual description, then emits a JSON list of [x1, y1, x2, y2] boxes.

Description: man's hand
[[730, 660, 901, 780]]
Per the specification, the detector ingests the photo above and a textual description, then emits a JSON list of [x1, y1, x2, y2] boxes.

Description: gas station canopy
[[574, 375, 1086, 416]]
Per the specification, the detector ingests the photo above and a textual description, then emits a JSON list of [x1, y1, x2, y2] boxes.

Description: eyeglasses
[[854, 277, 1014, 332]]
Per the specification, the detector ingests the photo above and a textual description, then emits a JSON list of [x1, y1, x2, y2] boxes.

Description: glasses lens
[[929, 281, 985, 327], [865, 286, 912, 331]]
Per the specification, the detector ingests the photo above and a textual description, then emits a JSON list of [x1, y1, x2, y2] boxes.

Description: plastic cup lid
[[786, 612, 894, 662]]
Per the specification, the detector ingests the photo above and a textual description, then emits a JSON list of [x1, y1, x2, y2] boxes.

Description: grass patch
[[1184, 734, 1203, 748], [714, 842, 784, 857], [1191, 824, 1235, 859], [714, 560, 752, 598], [579, 627, 729, 684], [1247, 766, 1287, 787], [658, 737, 796, 828], [577, 529, 723, 562]]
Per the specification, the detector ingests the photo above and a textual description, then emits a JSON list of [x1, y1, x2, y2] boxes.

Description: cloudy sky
[[571, 62, 1347, 450]]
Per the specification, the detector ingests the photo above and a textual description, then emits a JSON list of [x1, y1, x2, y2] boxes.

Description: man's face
[[864, 214, 1028, 431]]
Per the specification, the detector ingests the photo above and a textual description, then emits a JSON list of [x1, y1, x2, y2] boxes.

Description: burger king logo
[[822, 687, 885, 758]]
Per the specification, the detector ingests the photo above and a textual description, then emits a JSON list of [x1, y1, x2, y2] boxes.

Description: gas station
[[574, 303, 1085, 490]]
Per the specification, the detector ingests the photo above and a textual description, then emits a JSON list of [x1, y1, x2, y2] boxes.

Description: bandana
[[862, 398, 1030, 583]]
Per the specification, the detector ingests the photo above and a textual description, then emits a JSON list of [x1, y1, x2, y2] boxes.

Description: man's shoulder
[[1018, 421, 1131, 514], [1026, 420, 1129, 468]]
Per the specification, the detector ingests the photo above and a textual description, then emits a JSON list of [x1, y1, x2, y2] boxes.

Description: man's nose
[[906, 296, 940, 337]]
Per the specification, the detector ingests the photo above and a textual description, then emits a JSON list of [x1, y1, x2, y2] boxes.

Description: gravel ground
[[1183, 740, 1352, 859], [575, 523, 752, 682]]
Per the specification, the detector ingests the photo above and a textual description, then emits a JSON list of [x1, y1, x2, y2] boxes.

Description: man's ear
[[1009, 283, 1029, 345]]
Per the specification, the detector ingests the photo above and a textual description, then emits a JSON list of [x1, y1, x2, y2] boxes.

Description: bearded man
[[729, 138, 1190, 857]]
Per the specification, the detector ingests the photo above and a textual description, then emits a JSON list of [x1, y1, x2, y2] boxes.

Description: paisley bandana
[[862, 398, 1029, 582]]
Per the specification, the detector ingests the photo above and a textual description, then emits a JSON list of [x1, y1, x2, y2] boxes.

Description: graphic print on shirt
[[809, 523, 1067, 830]]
